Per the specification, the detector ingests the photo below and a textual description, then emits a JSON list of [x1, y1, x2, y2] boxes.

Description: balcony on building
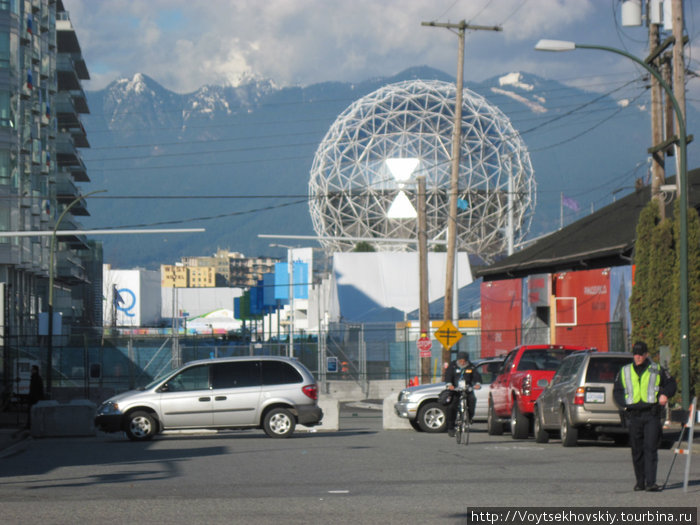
[[56, 248, 88, 284], [57, 213, 89, 251], [55, 133, 89, 182], [55, 92, 90, 147], [56, 10, 89, 81], [55, 170, 89, 216]]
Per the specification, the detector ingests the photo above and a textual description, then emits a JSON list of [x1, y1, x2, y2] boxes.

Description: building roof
[[474, 168, 700, 281]]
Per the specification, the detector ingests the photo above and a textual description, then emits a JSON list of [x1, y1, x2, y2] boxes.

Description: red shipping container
[[480, 279, 521, 357], [554, 269, 610, 351]]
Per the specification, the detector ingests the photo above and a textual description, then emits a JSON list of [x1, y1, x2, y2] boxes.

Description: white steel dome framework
[[308, 79, 536, 261]]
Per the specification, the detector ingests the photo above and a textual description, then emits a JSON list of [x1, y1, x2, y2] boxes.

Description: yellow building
[[189, 266, 215, 288], [161, 264, 188, 288]]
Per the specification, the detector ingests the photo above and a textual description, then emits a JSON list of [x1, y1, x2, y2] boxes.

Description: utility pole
[[649, 21, 665, 218], [416, 176, 430, 384], [421, 20, 501, 371], [671, 0, 686, 193]]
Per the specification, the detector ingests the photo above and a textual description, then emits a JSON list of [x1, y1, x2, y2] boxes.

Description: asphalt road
[[0, 406, 697, 524]]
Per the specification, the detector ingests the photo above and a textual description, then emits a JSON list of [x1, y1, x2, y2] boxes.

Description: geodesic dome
[[308, 79, 535, 261]]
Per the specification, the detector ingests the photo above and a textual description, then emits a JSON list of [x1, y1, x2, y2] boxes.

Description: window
[[0, 91, 11, 127], [212, 361, 260, 389], [262, 361, 302, 385], [165, 364, 210, 392], [476, 361, 501, 384], [517, 349, 571, 371], [0, 31, 9, 69], [0, 150, 10, 184], [585, 357, 630, 384]]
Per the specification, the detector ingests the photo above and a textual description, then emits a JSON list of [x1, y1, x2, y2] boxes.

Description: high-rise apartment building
[[0, 1, 97, 342]]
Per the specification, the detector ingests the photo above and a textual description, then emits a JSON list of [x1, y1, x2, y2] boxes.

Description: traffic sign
[[417, 335, 432, 357], [435, 320, 463, 349]]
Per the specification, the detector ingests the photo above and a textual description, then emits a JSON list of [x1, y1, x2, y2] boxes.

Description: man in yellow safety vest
[[613, 341, 676, 492]]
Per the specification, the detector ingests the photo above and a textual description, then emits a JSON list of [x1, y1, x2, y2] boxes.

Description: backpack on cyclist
[[438, 389, 454, 405]]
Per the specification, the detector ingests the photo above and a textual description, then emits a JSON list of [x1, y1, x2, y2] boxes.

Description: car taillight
[[302, 384, 318, 400], [523, 374, 532, 396], [573, 387, 585, 405]]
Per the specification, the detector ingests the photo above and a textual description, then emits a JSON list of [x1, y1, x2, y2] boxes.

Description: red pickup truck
[[488, 344, 589, 439]]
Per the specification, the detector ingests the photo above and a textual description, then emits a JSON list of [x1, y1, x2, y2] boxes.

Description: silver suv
[[95, 356, 323, 440], [394, 358, 504, 432], [533, 351, 632, 446]]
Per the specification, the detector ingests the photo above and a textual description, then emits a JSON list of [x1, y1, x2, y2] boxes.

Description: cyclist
[[444, 351, 481, 437]]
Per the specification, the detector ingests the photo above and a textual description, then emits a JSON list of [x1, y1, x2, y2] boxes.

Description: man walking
[[613, 341, 676, 492]]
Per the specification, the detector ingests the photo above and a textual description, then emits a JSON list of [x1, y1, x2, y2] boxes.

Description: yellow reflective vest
[[620, 362, 660, 405]]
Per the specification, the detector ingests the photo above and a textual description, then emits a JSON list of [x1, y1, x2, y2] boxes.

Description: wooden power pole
[[421, 20, 501, 371], [416, 176, 430, 383], [649, 22, 665, 218]]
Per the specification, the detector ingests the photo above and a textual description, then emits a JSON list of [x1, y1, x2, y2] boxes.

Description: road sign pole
[[417, 333, 433, 384]]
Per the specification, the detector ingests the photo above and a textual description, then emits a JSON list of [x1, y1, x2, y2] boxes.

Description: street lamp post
[[46, 189, 106, 398], [535, 39, 690, 410]]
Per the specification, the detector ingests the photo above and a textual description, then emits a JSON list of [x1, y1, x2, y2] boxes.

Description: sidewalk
[[0, 409, 30, 458]]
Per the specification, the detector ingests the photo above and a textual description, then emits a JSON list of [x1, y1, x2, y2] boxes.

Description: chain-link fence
[[0, 320, 629, 407]]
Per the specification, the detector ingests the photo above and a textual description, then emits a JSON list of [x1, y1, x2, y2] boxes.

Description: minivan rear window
[[585, 357, 632, 383], [212, 361, 261, 389], [262, 361, 303, 385]]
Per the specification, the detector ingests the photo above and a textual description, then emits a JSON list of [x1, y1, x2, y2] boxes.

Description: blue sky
[[62, 0, 699, 108]]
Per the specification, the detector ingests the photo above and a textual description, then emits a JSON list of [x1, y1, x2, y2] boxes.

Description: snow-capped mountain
[[79, 67, 699, 269]]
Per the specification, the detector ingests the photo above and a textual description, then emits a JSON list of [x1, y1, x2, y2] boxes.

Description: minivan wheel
[[417, 402, 446, 433], [264, 408, 296, 438], [560, 408, 578, 447], [510, 402, 529, 439], [533, 406, 550, 443], [125, 410, 157, 441]]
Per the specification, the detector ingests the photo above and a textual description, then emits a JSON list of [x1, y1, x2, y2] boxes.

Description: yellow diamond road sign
[[435, 320, 463, 349]]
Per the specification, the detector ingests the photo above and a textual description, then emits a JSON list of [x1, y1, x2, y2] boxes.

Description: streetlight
[[535, 39, 690, 410], [46, 189, 106, 398]]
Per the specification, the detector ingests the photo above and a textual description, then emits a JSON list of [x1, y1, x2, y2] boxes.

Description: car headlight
[[97, 401, 121, 415], [398, 390, 411, 402]]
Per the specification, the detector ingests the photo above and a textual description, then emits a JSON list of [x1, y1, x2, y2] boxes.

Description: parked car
[[95, 356, 323, 441], [394, 357, 504, 433], [533, 350, 633, 446], [488, 344, 589, 439]]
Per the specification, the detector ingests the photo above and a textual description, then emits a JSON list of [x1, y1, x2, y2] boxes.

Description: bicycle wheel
[[456, 397, 468, 445], [463, 413, 471, 445], [454, 411, 463, 444]]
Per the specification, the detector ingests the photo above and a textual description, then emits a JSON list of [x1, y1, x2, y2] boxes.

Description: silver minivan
[[95, 356, 323, 440]]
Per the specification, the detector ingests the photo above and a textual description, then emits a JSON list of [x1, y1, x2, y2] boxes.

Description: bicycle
[[454, 385, 474, 445]]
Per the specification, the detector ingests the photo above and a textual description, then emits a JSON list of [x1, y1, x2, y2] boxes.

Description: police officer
[[613, 341, 676, 492], [444, 351, 481, 437]]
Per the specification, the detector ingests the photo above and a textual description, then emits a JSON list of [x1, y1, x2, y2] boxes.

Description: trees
[[631, 200, 700, 399]]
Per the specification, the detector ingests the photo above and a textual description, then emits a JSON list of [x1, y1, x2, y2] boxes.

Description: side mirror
[[159, 383, 170, 393], [537, 379, 549, 388]]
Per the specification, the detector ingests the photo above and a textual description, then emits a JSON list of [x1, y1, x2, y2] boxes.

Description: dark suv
[[533, 351, 632, 446]]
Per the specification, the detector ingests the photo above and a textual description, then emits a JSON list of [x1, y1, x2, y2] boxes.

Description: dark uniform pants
[[627, 409, 661, 486], [446, 391, 476, 431]]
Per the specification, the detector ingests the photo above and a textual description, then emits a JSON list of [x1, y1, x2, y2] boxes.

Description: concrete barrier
[[31, 399, 96, 438], [298, 397, 339, 432], [382, 394, 412, 430]]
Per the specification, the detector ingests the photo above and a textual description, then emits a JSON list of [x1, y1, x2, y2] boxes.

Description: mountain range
[[79, 66, 700, 270]]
